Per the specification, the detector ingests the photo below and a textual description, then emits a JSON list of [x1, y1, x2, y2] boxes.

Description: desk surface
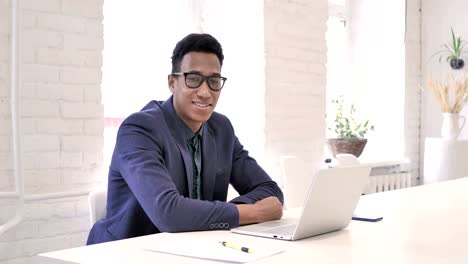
[[41, 178, 468, 264]]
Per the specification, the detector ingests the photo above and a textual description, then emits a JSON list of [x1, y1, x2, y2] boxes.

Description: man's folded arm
[[228, 136, 284, 205], [227, 136, 284, 224]]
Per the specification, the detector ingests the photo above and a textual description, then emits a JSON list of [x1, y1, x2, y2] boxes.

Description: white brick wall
[[264, 0, 328, 183], [0, 0, 14, 196], [22, 64, 60, 83], [0, 197, 90, 262], [61, 102, 103, 118], [23, 169, 61, 189], [22, 0, 61, 13], [0, 0, 104, 263], [62, 0, 104, 18], [20, 100, 60, 117], [37, 13, 86, 33]]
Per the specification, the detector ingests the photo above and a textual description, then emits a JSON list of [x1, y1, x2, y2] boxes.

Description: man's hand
[[236, 196, 283, 225]]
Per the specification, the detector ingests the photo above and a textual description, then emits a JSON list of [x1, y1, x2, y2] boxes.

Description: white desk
[[40, 178, 468, 263], [424, 137, 468, 183]]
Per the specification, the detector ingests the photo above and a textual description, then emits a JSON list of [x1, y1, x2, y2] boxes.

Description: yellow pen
[[219, 241, 254, 254]]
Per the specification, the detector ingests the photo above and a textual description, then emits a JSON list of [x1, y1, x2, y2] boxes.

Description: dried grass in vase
[[428, 76, 468, 113]]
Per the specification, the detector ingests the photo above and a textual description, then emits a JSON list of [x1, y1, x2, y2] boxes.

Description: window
[[326, 0, 406, 161], [102, 1, 265, 171]]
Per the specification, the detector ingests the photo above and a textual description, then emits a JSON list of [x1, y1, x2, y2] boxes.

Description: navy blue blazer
[[87, 96, 283, 245]]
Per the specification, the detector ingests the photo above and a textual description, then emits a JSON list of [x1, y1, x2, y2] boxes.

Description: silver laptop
[[231, 165, 371, 241]]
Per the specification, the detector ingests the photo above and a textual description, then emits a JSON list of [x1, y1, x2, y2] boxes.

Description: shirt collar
[[172, 107, 203, 144]]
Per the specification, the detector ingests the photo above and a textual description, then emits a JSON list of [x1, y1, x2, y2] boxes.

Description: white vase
[[441, 113, 466, 140]]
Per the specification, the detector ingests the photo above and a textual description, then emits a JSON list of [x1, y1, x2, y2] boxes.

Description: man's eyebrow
[[186, 71, 221, 76]]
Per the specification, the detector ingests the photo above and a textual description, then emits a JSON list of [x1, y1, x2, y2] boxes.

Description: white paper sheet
[[143, 233, 284, 263]]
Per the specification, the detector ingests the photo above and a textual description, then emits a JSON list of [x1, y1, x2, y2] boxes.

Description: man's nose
[[196, 80, 211, 97]]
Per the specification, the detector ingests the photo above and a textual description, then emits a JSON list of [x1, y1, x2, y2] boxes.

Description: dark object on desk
[[352, 216, 383, 222]]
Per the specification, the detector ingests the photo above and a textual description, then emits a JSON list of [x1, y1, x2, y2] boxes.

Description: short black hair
[[171, 33, 224, 73]]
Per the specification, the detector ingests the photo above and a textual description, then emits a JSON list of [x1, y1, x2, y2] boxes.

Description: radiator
[[363, 163, 412, 194]]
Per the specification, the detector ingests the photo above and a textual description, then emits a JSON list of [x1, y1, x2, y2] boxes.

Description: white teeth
[[194, 102, 209, 108]]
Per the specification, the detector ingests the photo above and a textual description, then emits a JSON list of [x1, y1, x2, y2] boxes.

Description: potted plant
[[428, 77, 468, 139], [432, 27, 467, 70], [327, 96, 374, 157]]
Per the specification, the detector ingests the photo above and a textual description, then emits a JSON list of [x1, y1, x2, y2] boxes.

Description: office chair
[[280, 156, 312, 209], [88, 189, 107, 226]]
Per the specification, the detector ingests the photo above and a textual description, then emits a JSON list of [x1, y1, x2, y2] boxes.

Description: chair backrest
[[88, 190, 107, 226], [280, 156, 313, 209]]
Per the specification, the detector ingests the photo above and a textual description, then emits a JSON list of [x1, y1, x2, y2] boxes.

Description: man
[[87, 33, 284, 245]]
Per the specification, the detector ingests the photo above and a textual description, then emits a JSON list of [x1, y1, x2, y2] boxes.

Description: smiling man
[[86, 33, 284, 245]]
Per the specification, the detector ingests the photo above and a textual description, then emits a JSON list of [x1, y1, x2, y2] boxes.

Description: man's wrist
[[236, 203, 257, 225]]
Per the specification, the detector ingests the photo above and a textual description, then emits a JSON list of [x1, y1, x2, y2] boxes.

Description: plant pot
[[450, 58, 464, 70], [441, 112, 466, 139], [327, 137, 367, 158]]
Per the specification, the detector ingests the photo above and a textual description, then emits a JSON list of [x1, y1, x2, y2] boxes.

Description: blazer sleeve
[[115, 112, 239, 232], [227, 124, 284, 205]]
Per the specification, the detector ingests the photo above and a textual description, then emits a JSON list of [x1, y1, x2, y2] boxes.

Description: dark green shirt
[[176, 117, 203, 200]]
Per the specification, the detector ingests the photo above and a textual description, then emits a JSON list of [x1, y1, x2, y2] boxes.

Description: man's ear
[[168, 74, 175, 93]]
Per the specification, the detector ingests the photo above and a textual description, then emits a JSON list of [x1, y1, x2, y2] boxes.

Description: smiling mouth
[[193, 102, 211, 108]]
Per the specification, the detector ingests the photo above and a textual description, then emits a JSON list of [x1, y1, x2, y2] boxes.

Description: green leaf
[[327, 95, 373, 138], [451, 27, 457, 48]]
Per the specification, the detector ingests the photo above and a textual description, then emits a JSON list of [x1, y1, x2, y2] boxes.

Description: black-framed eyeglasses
[[172, 72, 227, 91]]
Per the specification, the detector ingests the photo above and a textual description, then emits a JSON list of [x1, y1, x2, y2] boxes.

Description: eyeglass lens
[[185, 73, 224, 90]]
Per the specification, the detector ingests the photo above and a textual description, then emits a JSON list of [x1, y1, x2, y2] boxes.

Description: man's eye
[[209, 78, 221, 84], [188, 76, 202, 82]]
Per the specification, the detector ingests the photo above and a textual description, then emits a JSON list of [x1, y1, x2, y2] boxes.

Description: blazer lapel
[[176, 144, 194, 198], [161, 97, 193, 198], [202, 125, 217, 201]]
